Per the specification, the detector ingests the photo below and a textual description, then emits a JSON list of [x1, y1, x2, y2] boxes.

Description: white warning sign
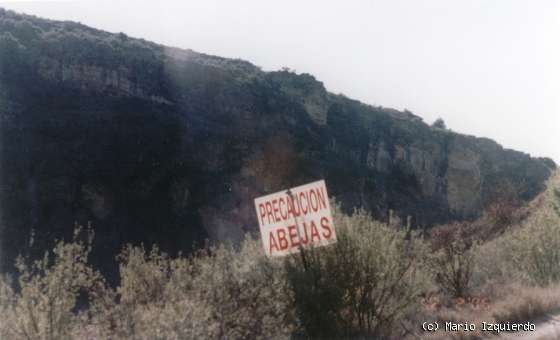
[[254, 180, 336, 257]]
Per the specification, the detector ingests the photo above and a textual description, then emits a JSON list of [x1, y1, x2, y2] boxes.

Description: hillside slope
[[0, 9, 555, 275]]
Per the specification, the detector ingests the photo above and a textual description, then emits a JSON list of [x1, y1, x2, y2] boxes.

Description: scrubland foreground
[[0, 171, 559, 340]]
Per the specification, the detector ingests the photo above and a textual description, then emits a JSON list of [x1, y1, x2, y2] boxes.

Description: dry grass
[[416, 283, 560, 340], [492, 284, 560, 325]]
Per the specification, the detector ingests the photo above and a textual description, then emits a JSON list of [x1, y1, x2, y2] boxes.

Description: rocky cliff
[[0, 9, 555, 276]]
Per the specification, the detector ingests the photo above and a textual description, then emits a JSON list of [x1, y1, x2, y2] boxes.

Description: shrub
[[484, 200, 526, 234], [91, 244, 174, 339], [183, 239, 294, 339], [92, 237, 294, 339], [474, 175, 560, 287], [554, 188, 560, 217], [0, 225, 105, 340], [432, 118, 447, 129], [286, 208, 427, 338], [428, 222, 477, 298], [502, 214, 560, 286]]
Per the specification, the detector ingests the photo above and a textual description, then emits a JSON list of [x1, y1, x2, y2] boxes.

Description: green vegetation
[[285, 209, 427, 338], [0, 206, 428, 339], [488, 180, 560, 287], [431, 117, 447, 129], [0, 225, 105, 340], [2, 172, 559, 339]]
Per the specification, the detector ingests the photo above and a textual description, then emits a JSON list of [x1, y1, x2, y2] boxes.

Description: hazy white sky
[[1, 0, 559, 162]]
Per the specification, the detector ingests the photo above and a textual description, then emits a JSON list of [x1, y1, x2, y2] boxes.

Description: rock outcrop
[[0, 10, 555, 277]]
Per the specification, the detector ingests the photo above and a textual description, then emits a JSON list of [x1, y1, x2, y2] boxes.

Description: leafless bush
[[484, 199, 527, 235], [428, 222, 477, 298]]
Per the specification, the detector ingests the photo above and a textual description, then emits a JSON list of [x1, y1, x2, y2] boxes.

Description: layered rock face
[[0, 10, 555, 277]]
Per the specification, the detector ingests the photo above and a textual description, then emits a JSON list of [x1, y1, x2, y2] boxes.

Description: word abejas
[[254, 180, 336, 257]]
